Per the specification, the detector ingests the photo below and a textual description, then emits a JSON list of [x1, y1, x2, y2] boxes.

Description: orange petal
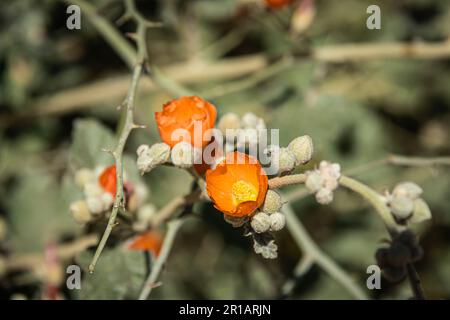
[[98, 165, 117, 196], [128, 231, 163, 256]]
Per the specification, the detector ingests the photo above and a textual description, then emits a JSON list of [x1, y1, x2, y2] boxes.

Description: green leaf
[[69, 119, 116, 170], [7, 173, 78, 253], [75, 246, 146, 300]]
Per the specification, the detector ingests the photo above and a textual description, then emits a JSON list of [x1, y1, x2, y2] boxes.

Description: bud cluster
[[218, 112, 266, 151], [265, 135, 314, 175], [137, 141, 203, 173], [221, 189, 286, 259], [305, 161, 341, 204], [70, 166, 148, 225], [384, 182, 431, 224]]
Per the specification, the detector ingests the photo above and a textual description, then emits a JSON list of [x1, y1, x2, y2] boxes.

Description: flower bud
[[74, 168, 95, 188], [261, 190, 283, 214], [390, 196, 414, 220], [70, 200, 92, 224], [137, 143, 171, 174], [137, 204, 157, 223], [393, 182, 422, 200], [136, 144, 149, 156], [305, 171, 323, 193], [170, 142, 201, 168], [224, 214, 248, 228], [0, 217, 7, 242], [101, 192, 114, 211], [409, 198, 432, 224], [265, 145, 296, 174], [86, 196, 104, 215], [250, 212, 271, 233], [288, 135, 314, 166], [278, 148, 296, 173], [241, 112, 260, 129], [315, 188, 333, 205], [269, 212, 286, 231], [84, 182, 103, 198], [133, 204, 157, 231], [253, 239, 278, 259], [218, 113, 241, 137]]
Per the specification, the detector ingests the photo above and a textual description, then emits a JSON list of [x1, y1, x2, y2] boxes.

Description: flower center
[[232, 180, 258, 206]]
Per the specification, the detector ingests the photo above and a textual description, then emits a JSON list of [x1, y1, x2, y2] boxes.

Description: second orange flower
[[206, 152, 268, 217], [155, 96, 217, 148]]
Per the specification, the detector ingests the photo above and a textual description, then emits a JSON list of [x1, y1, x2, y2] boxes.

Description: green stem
[[89, 61, 143, 273], [139, 219, 184, 300], [339, 175, 399, 235], [283, 203, 368, 300]]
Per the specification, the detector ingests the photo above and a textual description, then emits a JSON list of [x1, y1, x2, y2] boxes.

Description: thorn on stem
[[126, 32, 139, 42], [116, 14, 131, 26], [132, 123, 146, 130], [102, 148, 114, 156]]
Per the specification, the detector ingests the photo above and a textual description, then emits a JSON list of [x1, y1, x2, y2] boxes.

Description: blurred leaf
[[7, 173, 77, 253], [69, 119, 116, 170], [75, 246, 146, 300]]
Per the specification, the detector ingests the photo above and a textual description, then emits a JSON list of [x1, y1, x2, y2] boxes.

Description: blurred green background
[[0, 0, 449, 300]]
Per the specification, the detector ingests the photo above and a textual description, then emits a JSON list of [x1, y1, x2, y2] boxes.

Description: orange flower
[[99, 165, 116, 196], [265, 0, 292, 9], [206, 152, 268, 217], [155, 96, 217, 148], [128, 231, 163, 256]]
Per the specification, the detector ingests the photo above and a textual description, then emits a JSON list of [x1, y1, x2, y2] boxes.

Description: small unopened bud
[[288, 135, 314, 166], [84, 182, 103, 198], [171, 142, 201, 168], [409, 198, 432, 224], [319, 161, 341, 190], [0, 217, 7, 242], [269, 212, 286, 232], [261, 190, 283, 214], [315, 188, 333, 205], [241, 112, 259, 129], [137, 143, 171, 174], [224, 214, 248, 228], [133, 203, 157, 231], [250, 212, 271, 233], [266, 145, 296, 174], [136, 144, 150, 156], [137, 204, 157, 223], [86, 196, 104, 215], [253, 239, 278, 259], [70, 200, 92, 224], [278, 148, 296, 173], [218, 113, 241, 135], [393, 182, 423, 200], [101, 192, 114, 211], [74, 168, 95, 188], [305, 171, 323, 193], [390, 196, 414, 220]]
